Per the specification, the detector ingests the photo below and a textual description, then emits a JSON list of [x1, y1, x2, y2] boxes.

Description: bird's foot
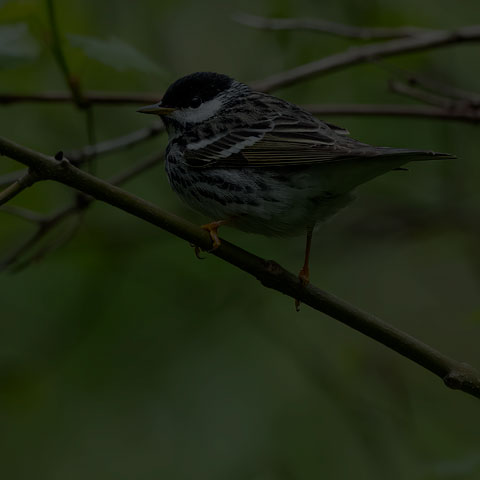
[[202, 221, 224, 250], [295, 266, 310, 312], [298, 266, 310, 286], [192, 220, 227, 258]]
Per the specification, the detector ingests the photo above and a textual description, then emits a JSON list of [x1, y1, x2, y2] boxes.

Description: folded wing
[[183, 114, 362, 168]]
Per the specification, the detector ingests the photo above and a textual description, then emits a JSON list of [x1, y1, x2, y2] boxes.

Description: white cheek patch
[[170, 97, 223, 124]]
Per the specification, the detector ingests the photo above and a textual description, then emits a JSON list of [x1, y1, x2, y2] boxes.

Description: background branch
[[397, 72, 480, 107], [234, 13, 431, 40], [1, 135, 479, 400], [46, 0, 84, 107], [0, 152, 162, 271], [0, 169, 41, 206], [389, 80, 460, 109], [0, 204, 49, 223], [250, 25, 480, 92], [303, 103, 480, 122], [0, 91, 165, 105], [0, 122, 164, 187], [0, 169, 29, 188], [68, 122, 164, 164]]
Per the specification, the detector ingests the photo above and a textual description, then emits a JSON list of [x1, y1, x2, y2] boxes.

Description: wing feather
[[183, 114, 361, 168]]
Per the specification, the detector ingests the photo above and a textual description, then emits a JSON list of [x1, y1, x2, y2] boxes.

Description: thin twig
[[107, 152, 162, 184], [303, 103, 480, 122], [0, 122, 165, 186], [0, 205, 49, 223], [10, 212, 83, 272], [84, 106, 97, 173], [1, 134, 479, 400], [0, 198, 88, 271], [0, 227, 51, 271], [46, 0, 100, 177], [0, 169, 29, 188], [389, 81, 480, 121], [234, 13, 431, 40], [251, 25, 480, 92], [45, 0, 85, 107], [0, 153, 162, 270], [0, 91, 163, 105], [389, 80, 458, 109], [46, 1, 99, 174], [408, 76, 480, 107], [68, 122, 164, 164], [376, 63, 480, 107], [0, 170, 41, 206]]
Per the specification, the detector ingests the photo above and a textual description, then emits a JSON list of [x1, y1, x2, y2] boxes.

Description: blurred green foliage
[[1, 0, 479, 479]]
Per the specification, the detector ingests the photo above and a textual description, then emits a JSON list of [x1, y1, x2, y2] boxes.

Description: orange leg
[[193, 220, 228, 258], [295, 227, 314, 311]]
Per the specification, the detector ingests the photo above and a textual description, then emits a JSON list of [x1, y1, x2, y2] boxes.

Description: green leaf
[[0, 22, 38, 69], [67, 34, 164, 75]]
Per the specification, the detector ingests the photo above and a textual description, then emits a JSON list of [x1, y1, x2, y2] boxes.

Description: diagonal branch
[[68, 122, 164, 164], [0, 153, 162, 271], [234, 13, 431, 40], [250, 25, 480, 92], [0, 204, 49, 223], [0, 169, 30, 189], [389, 80, 458, 108], [389, 80, 480, 120], [402, 74, 480, 107], [0, 122, 164, 187], [370, 61, 480, 108], [0, 169, 42, 206], [1, 134, 479, 400]]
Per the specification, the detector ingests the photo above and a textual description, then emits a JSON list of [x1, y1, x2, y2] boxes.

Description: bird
[[138, 71, 454, 309]]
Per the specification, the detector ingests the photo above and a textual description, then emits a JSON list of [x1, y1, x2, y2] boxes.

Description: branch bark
[[234, 13, 431, 39], [1, 134, 479, 400], [251, 25, 480, 92], [0, 169, 41, 206]]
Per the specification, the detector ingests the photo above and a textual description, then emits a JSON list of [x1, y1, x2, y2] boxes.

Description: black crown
[[161, 72, 233, 109]]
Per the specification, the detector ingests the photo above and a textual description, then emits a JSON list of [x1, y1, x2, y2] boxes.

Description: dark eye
[[190, 96, 202, 108]]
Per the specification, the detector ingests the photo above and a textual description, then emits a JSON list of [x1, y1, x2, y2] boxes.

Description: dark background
[[1, 0, 479, 478]]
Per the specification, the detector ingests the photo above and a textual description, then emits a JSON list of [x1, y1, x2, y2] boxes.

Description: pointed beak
[[136, 103, 177, 115]]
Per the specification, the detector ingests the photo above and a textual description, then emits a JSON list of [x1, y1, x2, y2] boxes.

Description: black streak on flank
[[196, 187, 228, 206]]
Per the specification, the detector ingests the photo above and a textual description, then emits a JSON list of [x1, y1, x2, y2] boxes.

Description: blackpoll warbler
[[138, 72, 454, 308]]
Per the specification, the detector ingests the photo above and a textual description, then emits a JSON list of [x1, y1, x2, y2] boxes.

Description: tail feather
[[373, 147, 456, 162], [323, 147, 456, 194]]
